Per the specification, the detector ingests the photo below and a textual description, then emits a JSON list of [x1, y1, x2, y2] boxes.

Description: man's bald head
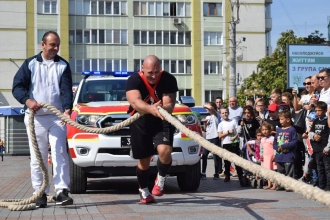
[[143, 55, 160, 66], [141, 55, 161, 84], [229, 97, 238, 108]]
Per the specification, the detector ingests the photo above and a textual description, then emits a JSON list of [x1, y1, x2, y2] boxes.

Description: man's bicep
[[126, 90, 142, 104], [162, 92, 176, 106]]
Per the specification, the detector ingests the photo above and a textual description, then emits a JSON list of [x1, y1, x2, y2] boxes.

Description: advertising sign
[[287, 44, 330, 88]]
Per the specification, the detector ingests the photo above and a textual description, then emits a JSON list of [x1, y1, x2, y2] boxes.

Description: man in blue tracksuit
[[12, 31, 73, 208]]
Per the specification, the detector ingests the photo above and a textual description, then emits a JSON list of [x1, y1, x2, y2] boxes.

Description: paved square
[[0, 156, 329, 220]]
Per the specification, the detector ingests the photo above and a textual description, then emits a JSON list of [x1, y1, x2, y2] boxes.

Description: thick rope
[[1, 103, 330, 210]]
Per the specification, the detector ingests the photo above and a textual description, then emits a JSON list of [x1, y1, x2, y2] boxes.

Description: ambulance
[[68, 71, 202, 193]]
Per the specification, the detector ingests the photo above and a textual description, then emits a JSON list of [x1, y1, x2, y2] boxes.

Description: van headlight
[[175, 114, 197, 125], [76, 115, 103, 127]]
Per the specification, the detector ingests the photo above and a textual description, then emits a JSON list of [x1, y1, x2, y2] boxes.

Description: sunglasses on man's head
[[317, 76, 328, 81], [303, 82, 311, 86]]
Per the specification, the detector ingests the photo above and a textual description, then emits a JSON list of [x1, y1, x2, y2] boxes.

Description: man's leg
[[222, 144, 231, 181], [201, 147, 210, 179], [137, 157, 155, 203], [152, 144, 172, 196], [24, 114, 49, 208], [210, 137, 220, 179], [48, 115, 73, 205]]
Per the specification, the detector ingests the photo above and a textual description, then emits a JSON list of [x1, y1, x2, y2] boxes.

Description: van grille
[[97, 114, 131, 136]]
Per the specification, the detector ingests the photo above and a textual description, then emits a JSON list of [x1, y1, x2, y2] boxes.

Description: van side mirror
[[179, 96, 195, 107]]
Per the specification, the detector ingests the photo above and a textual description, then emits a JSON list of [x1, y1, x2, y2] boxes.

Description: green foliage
[[236, 30, 306, 106], [304, 30, 327, 44]]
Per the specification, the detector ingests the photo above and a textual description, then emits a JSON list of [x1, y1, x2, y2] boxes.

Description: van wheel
[[69, 154, 87, 194], [177, 160, 200, 191]]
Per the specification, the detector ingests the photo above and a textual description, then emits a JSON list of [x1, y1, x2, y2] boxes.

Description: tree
[[304, 30, 327, 44], [236, 30, 306, 106]]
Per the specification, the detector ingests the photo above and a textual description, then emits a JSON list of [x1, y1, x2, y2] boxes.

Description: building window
[[134, 30, 191, 45], [186, 60, 191, 73], [204, 61, 222, 74], [204, 32, 222, 45], [84, 60, 90, 71], [133, 1, 190, 17], [70, 29, 128, 44], [84, 30, 90, 43], [69, 0, 127, 15], [203, 3, 222, 16], [141, 31, 147, 44], [91, 1, 97, 14], [163, 2, 169, 16], [37, 0, 57, 14], [121, 30, 127, 44], [113, 30, 120, 43], [69, 30, 75, 43], [170, 2, 176, 16], [149, 31, 155, 44], [205, 90, 223, 102], [179, 89, 191, 97], [76, 30, 83, 43], [71, 59, 128, 73], [134, 59, 191, 74]]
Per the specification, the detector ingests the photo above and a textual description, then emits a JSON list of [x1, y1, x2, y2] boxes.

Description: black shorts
[[130, 114, 175, 159]]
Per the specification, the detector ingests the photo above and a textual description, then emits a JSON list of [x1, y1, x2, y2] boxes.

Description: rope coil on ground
[[0, 102, 141, 211], [1, 103, 329, 210]]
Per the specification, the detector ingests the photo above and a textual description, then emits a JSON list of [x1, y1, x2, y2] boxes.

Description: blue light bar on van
[[82, 71, 135, 77]]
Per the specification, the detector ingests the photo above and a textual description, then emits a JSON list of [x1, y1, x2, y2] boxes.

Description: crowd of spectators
[[200, 68, 330, 192]]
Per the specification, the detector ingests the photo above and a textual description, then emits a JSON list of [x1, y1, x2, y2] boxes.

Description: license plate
[[121, 137, 131, 148]]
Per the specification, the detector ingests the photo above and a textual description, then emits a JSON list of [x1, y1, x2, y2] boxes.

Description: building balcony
[[265, 18, 272, 31]]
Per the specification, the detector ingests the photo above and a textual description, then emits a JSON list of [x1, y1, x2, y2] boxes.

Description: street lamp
[[244, 82, 266, 100]]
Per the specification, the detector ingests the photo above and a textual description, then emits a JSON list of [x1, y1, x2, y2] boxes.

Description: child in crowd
[[200, 102, 222, 180], [260, 122, 277, 190], [255, 99, 269, 123], [244, 129, 263, 187], [246, 128, 263, 163], [281, 92, 295, 115], [301, 111, 318, 184], [266, 103, 281, 134], [270, 88, 283, 105], [273, 110, 298, 191], [239, 106, 260, 140], [218, 107, 244, 185], [308, 101, 330, 190]]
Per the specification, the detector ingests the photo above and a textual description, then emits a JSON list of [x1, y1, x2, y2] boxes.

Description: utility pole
[[228, 0, 240, 98]]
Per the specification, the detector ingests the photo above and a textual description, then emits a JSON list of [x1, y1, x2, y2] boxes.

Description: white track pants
[[24, 113, 70, 194]]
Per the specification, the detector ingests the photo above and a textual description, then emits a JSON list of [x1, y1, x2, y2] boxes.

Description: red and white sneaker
[[139, 188, 155, 204], [152, 174, 167, 196]]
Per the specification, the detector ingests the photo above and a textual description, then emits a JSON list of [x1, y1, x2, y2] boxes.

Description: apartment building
[[0, 0, 272, 107]]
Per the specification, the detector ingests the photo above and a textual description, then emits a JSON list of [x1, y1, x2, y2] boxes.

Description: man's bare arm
[[126, 90, 163, 119], [162, 92, 176, 114]]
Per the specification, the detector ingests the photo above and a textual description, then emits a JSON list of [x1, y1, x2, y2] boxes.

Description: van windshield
[[78, 79, 127, 103]]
